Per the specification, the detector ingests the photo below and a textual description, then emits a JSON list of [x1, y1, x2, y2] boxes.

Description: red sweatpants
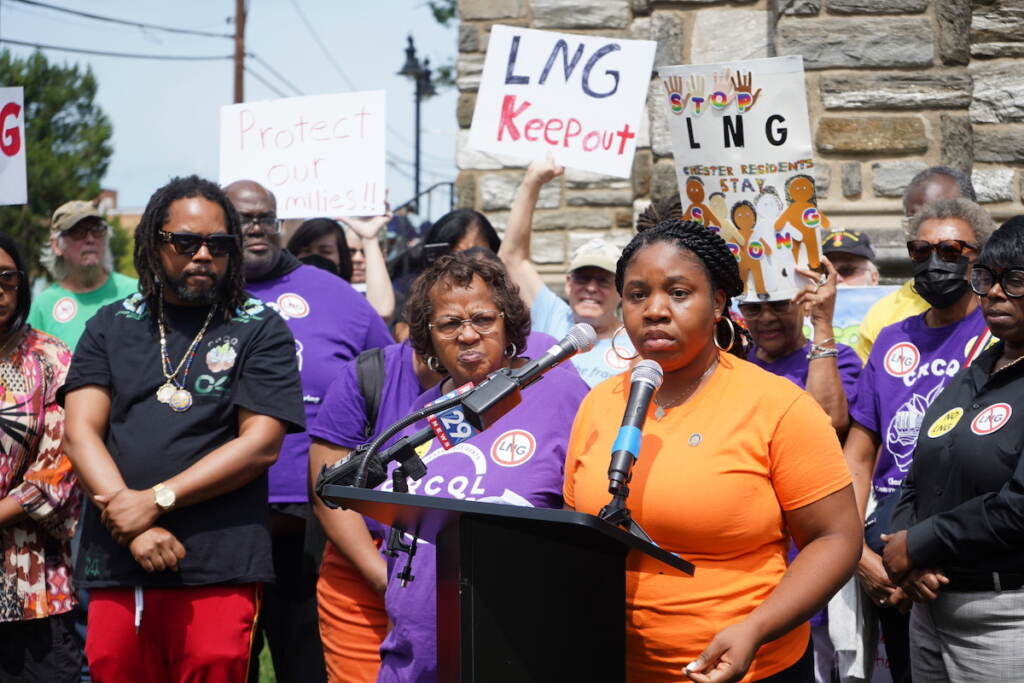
[[86, 584, 261, 683]]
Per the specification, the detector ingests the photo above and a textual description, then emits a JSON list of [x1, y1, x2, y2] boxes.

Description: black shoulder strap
[[355, 347, 386, 440]]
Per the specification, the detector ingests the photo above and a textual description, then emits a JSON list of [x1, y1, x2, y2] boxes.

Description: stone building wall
[[454, 0, 1024, 281]]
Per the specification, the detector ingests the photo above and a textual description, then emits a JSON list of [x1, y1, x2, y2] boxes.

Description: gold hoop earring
[[714, 319, 735, 353], [611, 326, 639, 360], [426, 356, 443, 373]]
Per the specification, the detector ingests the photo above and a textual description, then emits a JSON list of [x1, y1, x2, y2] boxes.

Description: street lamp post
[[397, 35, 436, 214]]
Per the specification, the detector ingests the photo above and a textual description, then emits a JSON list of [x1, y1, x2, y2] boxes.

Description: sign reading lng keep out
[[219, 90, 386, 219], [0, 87, 27, 206], [469, 25, 656, 178]]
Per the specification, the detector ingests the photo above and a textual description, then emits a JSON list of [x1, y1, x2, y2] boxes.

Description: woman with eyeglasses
[[874, 215, 1024, 681], [0, 234, 83, 681], [365, 251, 588, 681], [565, 219, 860, 682], [842, 197, 995, 683], [872, 216, 1024, 679], [739, 257, 861, 683]]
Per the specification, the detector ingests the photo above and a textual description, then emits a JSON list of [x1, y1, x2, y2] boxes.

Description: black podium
[[321, 485, 693, 682]]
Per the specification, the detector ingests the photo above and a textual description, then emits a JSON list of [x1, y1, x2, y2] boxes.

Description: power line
[[244, 65, 288, 99], [9, 0, 234, 39], [249, 53, 304, 97], [0, 38, 233, 60], [285, 0, 357, 91]]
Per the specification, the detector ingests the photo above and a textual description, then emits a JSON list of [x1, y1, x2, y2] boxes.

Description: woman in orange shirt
[[564, 219, 861, 683]]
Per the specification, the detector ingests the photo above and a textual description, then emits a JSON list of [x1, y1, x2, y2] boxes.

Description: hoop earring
[[426, 356, 443, 373], [611, 326, 639, 361], [504, 342, 517, 358], [714, 319, 735, 353]]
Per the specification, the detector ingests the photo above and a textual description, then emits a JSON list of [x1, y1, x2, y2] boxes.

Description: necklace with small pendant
[[653, 357, 718, 421], [156, 292, 216, 412]]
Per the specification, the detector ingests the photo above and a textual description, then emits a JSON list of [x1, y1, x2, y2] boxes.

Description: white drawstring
[[134, 587, 144, 633]]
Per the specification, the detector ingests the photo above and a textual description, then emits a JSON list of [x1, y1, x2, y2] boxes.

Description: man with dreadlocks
[[60, 175, 305, 683]]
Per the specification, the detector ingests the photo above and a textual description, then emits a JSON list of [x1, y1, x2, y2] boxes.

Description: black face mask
[[912, 253, 970, 309]]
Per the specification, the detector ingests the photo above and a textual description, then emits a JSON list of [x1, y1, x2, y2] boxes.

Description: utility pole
[[233, 0, 246, 103]]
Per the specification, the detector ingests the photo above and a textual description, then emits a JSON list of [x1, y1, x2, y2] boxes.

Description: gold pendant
[[169, 388, 193, 412], [156, 383, 176, 404]]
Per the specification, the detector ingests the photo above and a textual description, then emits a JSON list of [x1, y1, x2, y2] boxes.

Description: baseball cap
[[51, 200, 102, 236], [569, 238, 619, 274], [822, 230, 876, 261]]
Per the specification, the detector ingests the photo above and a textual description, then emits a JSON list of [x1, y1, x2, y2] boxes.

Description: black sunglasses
[[738, 300, 794, 318], [906, 239, 978, 263], [63, 222, 108, 240], [970, 265, 1024, 299], [0, 270, 24, 292], [158, 230, 239, 257]]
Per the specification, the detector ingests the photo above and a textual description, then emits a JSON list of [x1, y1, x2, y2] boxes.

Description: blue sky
[[0, 0, 458, 219]]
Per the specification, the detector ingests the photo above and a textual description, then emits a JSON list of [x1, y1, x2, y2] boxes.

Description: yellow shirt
[[854, 280, 929, 362]]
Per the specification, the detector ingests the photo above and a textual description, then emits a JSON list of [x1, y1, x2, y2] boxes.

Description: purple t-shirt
[[376, 363, 589, 683], [747, 341, 861, 402], [851, 307, 989, 496], [246, 264, 393, 502], [747, 340, 861, 628]]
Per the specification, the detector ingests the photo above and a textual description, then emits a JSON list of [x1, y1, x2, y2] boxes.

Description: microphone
[[607, 360, 663, 494], [460, 323, 597, 430]]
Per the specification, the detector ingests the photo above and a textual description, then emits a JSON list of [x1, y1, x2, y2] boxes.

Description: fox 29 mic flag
[[469, 25, 655, 178], [659, 56, 823, 304]]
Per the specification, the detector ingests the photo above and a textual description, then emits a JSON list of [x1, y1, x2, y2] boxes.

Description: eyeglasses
[[906, 239, 978, 263], [158, 230, 240, 257], [570, 270, 614, 288], [428, 310, 504, 338], [62, 222, 108, 240], [238, 213, 281, 235], [0, 270, 24, 292], [970, 266, 1024, 299], [738, 300, 794, 318]]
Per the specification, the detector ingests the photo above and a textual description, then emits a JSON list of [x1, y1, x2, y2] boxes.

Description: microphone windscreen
[[566, 323, 598, 353], [630, 359, 664, 389]]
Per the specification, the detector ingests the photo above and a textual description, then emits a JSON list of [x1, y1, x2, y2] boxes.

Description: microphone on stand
[[460, 323, 597, 430], [606, 360, 663, 495]]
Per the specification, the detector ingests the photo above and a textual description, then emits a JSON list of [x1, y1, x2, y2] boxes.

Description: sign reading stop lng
[[219, 90, 386, 219], [469, 25, 656, 178], [0, 87, 27, 206]]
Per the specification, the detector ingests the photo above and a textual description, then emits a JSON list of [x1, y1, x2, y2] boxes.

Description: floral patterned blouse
[[0, 325, 80, 622]]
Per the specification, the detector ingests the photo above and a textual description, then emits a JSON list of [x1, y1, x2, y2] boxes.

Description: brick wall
[[455, 0, 1023, 280]]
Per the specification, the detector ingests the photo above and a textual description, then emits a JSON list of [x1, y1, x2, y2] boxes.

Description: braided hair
[[615, 219, 751, 358], [134, 175, 247, 320]]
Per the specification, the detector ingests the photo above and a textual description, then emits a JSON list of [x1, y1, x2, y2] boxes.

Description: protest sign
[[659, 56, 823, 301], [0, 87, 27, 206], [220, 91, 386, 219], [469, 25, 656, 178]]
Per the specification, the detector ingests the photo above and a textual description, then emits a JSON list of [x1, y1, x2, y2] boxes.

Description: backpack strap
[[355, 347, 386, 441]]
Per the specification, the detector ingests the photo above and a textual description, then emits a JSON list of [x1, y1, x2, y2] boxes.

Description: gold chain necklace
[[156, 291, 216, 412], [653, 357, 718, 421]]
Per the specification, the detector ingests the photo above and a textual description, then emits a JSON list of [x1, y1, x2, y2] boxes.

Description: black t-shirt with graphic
[[60, 293, 305, 588]]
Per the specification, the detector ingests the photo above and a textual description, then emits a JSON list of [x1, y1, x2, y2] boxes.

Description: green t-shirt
[[27, 272, 138, 350]]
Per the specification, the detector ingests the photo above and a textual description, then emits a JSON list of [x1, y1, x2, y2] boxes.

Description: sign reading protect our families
[[0, 87, 27, 206], [659, 56, 824, 301], [219, 91, 386, 219], [469, 25, 656, 178]]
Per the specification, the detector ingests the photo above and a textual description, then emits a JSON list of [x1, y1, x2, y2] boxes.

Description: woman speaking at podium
[[564, 220, 861, 683]]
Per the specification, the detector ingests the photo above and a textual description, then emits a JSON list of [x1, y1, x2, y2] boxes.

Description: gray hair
[[905, 197, 995, 247], [902, 166, 976, 214], [39, 233, 115, 281]]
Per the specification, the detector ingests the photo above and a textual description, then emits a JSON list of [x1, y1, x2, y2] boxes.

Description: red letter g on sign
[[0, 103, 22, 157]]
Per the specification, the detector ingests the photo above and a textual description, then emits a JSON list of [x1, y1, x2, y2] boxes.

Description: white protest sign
[[220, 91, 386, 219], [659, 56, 825, 301], [0, 87, 27, 206], [469, 25, 655, 178]]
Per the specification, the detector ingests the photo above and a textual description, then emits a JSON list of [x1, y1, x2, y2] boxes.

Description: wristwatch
[[152, 483, 176, 512]]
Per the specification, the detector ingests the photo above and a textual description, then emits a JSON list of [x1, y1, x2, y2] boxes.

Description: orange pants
[[317, 543, 387, 683]]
